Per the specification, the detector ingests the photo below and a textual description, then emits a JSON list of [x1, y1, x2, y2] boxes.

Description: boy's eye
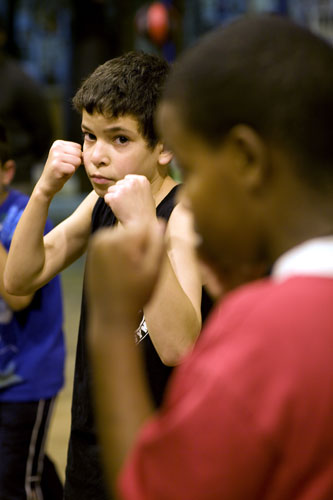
[[82, 132, 96, 142], [115, 136, 129, 145]]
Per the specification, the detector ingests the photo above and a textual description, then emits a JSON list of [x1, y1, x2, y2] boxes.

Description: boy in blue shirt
[[0, 123, 65, 499]]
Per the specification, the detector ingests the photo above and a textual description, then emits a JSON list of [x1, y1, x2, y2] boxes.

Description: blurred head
[[73, 51, 170, 149], [0, 122, 15, 200], [158, 14, 333, 286]]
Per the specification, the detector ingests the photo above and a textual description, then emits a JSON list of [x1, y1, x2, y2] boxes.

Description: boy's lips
[[91, 175, 113, 185]]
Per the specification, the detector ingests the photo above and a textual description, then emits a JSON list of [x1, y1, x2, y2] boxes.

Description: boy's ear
[[227, 125, 270, 192], [158, 143, 173, 166], [2, 159, 16, 186]]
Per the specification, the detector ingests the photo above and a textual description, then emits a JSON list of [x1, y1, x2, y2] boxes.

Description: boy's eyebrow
[[81, 123, 135, 135], [105, 126, 134, 134]]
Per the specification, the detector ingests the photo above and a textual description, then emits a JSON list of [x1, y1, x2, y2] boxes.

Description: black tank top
[[64, 185, 213, 499], [90, 185, 212, 405]]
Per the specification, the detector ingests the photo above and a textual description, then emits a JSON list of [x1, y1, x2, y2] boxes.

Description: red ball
[[147, 2, 169, 45]]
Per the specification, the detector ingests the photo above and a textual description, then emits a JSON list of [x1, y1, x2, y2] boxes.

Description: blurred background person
[[0, 122, 65, 500]]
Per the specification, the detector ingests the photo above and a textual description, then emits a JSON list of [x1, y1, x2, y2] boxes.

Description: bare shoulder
[[165, 202, 200, 273], [63, 190, 99, 228], [164, 201, 203, 316], [74, 189, 99, 214], [166, 202, 198, 246]]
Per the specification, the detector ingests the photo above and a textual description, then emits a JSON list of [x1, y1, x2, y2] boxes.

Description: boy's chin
[[91, 183, 109, 198]]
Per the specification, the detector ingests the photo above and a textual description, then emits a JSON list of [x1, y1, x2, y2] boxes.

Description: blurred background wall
[[1, 0, 333, 194]]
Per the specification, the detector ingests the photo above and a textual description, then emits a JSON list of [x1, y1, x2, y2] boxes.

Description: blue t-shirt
[[0, 189, 65, 401]]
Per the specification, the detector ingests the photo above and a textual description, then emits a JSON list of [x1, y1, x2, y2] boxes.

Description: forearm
[[144, 253, 201, 366], [4, 185, 52, 294], [88, 311, 154, 498], [5, 139, 83, 294], [0, 244, 34, 310]]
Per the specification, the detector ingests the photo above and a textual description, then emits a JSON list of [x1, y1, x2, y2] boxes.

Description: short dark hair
[[0, 121, 10, 165], [163, 15, 333, 188], [73, 51, 169, 148]]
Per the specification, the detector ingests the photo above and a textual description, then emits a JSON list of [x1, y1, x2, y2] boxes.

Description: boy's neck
[[152, 175, 179, 207]]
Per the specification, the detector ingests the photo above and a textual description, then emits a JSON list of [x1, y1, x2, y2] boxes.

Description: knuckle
[[52, 139, 63, 148]]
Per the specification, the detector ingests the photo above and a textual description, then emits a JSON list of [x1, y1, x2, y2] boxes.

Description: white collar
[[272, 236, 333, 281]]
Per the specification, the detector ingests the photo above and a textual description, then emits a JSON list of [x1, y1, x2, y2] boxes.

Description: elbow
[[4, 273, 29, 296], [160, 350, 182, 367], [160, 321, 202, 367], [4, 279, 17, 296], [159, 336, 198, 367], [4, 275, 19, 295]]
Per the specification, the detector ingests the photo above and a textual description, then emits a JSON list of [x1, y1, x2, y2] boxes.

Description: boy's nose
[[91, 142, 110, 167]]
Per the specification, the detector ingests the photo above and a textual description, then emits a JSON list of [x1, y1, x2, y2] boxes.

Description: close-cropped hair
[[163, 14, 333, 189], [73, 51, 170, 148], [0, 121, 10, 166]]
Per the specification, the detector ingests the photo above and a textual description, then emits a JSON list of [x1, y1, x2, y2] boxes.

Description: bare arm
[[0, 243, 34, 310], [144, 203, 202, 365], [86, 223, 164, 496], [104, 175, 202, 366], [5, 140, 98, 294]]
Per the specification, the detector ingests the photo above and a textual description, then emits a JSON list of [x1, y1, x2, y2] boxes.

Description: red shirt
[[119, 274, 333, 500]]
